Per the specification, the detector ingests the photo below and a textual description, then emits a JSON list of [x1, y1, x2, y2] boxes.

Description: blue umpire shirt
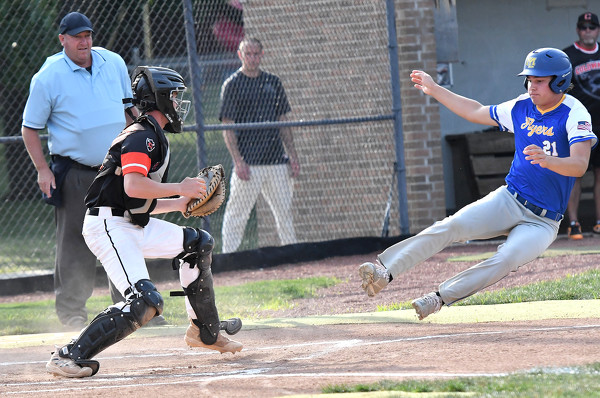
[[22, 47, 133, 167]]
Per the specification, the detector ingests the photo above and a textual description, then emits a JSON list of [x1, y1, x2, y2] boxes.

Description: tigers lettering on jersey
[[521, 117, 555, 137]]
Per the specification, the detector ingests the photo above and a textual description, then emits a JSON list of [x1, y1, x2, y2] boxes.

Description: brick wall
[[241, 0, 445, 246], [396, 0, 447, 230]]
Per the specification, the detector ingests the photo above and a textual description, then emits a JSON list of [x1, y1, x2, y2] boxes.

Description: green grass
[[0, 276, 339, 336], [377, 268, 600, 311], [322, 363, 600, 396], [0, 198, 55, 274], [449, 248, 600, 262], [3, 269, 600, 335]]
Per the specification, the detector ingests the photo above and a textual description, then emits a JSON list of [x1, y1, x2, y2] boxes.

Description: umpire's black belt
[[51, 155, 99, 172], [87, 207, 126, 217], [71, 161, 100, 172], [507, 186, 563, 222]]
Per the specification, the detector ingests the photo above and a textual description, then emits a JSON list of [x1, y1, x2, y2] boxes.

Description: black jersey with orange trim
[[563, 42, 600, 124], [563, 42, 600, 165], [85, 115, 170, 226]]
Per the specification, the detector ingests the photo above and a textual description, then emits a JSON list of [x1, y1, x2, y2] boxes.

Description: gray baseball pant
[[378, 186, 560, 305]]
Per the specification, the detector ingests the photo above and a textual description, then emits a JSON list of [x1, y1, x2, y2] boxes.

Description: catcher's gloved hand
[[184, 164, 226, 218]]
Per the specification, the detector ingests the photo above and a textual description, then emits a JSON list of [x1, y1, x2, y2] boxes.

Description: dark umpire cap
[[59, 12, 94, 35], [578, 12, 600, 27]]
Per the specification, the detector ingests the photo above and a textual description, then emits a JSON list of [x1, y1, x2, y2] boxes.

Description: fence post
[[182, 0, 210, 231], [385, 0, 410, 235]]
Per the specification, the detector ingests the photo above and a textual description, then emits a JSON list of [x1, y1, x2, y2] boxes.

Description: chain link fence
[[0, 0, 401, 278]]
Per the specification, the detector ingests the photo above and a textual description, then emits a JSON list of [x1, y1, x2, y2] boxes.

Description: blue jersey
[[490, 93, 597, 214]]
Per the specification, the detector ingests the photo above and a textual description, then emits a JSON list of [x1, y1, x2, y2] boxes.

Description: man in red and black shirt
[[563, 11, 600, 238]]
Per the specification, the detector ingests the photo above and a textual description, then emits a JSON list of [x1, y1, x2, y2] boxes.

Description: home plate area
[[2, 316, 599, 397]]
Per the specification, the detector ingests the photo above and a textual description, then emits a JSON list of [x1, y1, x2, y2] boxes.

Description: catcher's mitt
[[184, 164, 226, 218]]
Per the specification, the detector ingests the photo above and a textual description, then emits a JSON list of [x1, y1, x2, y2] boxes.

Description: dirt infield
[[3, 317, 600, 397], [2, 236, 600, 397]]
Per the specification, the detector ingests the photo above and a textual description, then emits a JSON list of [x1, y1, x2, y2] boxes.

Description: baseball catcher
[[45, 66, 242, 379]]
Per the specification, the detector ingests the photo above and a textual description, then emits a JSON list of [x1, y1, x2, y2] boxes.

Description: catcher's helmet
[[131, 66, 191, 133], [518, 48, 572, 94]]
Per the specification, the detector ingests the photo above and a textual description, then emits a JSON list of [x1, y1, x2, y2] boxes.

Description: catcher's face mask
[[171, 88, 191, 124]]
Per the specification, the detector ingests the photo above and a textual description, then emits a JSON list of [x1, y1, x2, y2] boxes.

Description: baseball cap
[[59, 12, 94, 36], [577, 12, 599, 27]]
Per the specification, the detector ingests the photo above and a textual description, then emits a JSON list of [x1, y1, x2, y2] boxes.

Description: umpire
[[21, 12, 136, 329]]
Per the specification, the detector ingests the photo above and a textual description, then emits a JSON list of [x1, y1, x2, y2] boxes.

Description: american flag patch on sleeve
[[578, 121, 592, 131]]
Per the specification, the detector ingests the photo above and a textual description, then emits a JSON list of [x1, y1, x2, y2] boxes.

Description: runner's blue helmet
[[518, 48, 572, 94]]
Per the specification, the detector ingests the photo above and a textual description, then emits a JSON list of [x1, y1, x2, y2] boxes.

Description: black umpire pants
[[54, 166, 97, 325]]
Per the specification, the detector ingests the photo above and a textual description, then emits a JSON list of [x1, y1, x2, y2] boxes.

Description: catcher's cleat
[[411, 292, 443, 320], [46, 346, 93, 378], [358, 262, 389, 297], [185, 321, 243, 354]]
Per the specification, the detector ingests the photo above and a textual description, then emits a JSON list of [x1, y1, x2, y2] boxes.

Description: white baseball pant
[[221, 164, 296, 253], [82, 207, 203, 320]]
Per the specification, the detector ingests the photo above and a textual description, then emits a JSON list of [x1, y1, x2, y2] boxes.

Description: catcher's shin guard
[[171, 227, 222, 345], [57, 279, 163, 375]]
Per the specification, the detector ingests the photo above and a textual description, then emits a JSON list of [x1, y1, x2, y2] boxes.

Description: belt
[[87, 207, 126, 217], [52, 155, 99, 171], [71, 161, 99, 172], [506, 186, 563, 222]]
